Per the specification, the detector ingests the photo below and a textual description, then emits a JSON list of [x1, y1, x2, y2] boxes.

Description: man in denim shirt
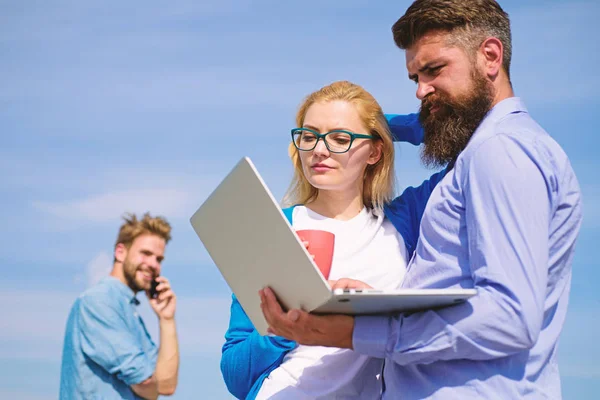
[[60, 213, 180, 399]]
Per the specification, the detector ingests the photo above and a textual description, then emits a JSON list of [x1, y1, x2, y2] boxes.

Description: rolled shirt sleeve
[[78, 295, 155, 385]]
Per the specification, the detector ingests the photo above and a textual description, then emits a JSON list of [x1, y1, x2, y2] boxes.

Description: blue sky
[[1, 0, 598, 398]]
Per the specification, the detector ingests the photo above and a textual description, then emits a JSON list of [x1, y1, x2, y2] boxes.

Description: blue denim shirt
[[60, 277, 158, 399], [354, 98, 583, 399]]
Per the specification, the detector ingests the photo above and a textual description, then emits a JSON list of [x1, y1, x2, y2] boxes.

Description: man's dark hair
[[392, 0, 512, 79]]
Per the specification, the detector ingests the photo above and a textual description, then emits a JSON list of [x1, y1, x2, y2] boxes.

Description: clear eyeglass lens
[[293, 129, 352, 153]]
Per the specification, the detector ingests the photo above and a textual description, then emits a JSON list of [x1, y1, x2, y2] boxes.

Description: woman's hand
[[328, 278, 373, 290]]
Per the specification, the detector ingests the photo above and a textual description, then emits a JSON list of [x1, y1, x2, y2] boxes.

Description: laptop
[[190, 157, 476, 335]]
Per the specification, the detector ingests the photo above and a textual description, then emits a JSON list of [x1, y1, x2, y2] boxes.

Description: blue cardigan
[[220, 207, 299, 400], [220, 113, 445, 399]]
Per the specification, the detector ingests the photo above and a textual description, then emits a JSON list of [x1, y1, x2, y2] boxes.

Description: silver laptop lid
[[190, 157, 332, 335]]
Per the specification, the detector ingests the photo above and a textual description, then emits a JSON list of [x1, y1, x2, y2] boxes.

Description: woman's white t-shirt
[[256, 206, 408, 400]]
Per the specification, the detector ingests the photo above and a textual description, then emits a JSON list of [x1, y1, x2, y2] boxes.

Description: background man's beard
[[123, 260, 145, 292], [419, 71, 495, 169]]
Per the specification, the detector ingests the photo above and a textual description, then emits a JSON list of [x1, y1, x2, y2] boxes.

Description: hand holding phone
[[149, 277, 160, 299], [147, 276, 176, 320]]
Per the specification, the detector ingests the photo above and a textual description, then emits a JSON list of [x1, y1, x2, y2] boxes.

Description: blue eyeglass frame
[[290, 127, 374, 154]]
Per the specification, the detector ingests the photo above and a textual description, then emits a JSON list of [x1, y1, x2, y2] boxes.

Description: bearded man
[[259, 1, 583, 399], [60, 213, 179, 400]]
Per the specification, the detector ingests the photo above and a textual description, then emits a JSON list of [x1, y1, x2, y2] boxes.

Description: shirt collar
[[479, 96, 527, 129], [486, 96, 528, 121], [103, 276, 141, 306], [468, 97, 528, 143]]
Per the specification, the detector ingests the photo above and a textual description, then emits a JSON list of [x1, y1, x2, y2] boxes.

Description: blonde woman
[[221, 81, 444, 399]]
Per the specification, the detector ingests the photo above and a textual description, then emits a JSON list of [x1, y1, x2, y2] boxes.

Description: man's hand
[[259, 287, 354, 349], [328, 278, 373, 291], [147, 276, 176, 320]]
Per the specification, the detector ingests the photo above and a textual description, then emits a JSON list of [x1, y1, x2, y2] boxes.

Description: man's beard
[[123, 259, 146, 292], [419, 69, 495, 168]]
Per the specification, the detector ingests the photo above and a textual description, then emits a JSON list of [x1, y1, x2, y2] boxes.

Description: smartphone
[[149, 278, 160, 299]]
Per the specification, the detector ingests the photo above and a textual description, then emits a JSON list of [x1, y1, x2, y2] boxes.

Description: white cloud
[[85, 251, 113, 287], [12, 160, 227, 230], [22, 158, 292, 233], [24, 166, 228, 235], [1, 290, 76, 343], [32, 188, 202, 226]]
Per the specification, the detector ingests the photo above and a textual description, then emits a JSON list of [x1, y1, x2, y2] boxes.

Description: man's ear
[[480, 37, 503, 79], [114, 243, 127, 263], [367, 140, 383, 165]]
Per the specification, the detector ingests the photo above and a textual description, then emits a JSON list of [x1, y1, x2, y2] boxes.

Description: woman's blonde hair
[[282, 80, 395, 211]]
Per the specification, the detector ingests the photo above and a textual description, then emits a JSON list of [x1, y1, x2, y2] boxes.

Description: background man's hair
[[115, 212, 172, 251], [392, 0, 512, 79]]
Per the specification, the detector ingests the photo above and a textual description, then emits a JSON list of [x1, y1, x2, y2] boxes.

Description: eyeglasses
[[291, 128, 374, 154]]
